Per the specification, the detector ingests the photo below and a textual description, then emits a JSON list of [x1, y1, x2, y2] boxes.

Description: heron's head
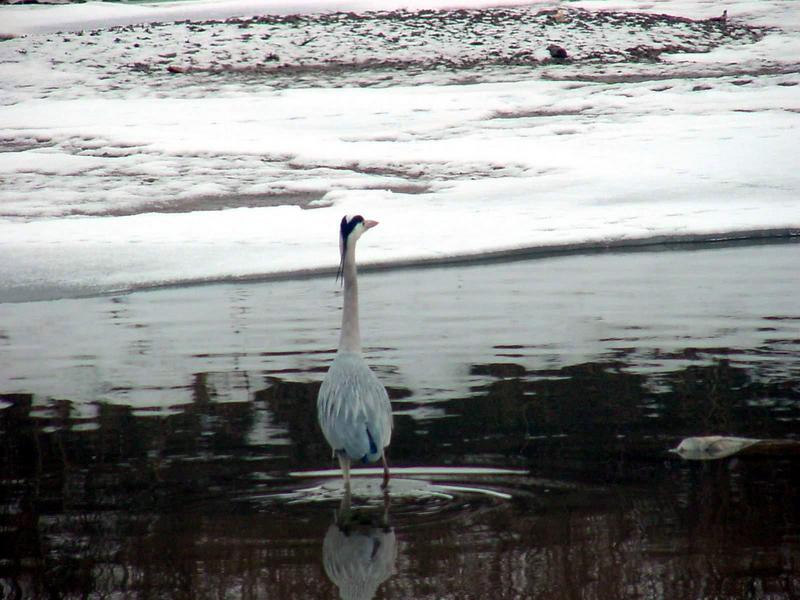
[[337, 214, 378, 282]]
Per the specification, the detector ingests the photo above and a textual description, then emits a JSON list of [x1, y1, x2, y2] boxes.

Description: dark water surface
[[1, 241, 799, 599]]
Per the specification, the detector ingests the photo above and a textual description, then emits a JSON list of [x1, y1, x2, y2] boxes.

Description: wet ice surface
[[1, 242, 799, 598], [0, 1, 799, 300]]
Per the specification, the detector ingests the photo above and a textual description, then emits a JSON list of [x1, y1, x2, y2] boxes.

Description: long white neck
[[338, 243, 361, 353]]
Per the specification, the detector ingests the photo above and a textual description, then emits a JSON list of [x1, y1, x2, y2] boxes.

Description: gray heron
[[317, 215, 393, 492]]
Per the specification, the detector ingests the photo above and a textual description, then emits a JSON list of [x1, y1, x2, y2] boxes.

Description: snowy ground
[[0, 0, 799, 302]]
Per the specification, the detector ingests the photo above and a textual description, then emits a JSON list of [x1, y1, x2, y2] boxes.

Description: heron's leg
[[381, 453, 390, 490], [381, 486, 390, 530], [337, 486, 352, 528], [338, 453, 351, 494]]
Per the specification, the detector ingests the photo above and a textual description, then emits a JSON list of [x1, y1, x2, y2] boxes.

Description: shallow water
[[1, 241, 800, 599]]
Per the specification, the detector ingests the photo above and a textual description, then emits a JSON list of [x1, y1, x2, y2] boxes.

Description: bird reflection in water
[[322, 491, 397, 600]]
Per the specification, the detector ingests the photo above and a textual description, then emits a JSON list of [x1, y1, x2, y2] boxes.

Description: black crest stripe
[[337, 215, 364, 284], [340, 214, 364, 241]]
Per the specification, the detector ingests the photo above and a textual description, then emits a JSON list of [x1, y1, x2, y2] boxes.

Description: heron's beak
[[364, 219, 379, 229]]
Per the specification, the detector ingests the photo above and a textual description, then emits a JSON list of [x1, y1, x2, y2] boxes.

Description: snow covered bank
[[0, 1, 798, 302], [0, 0, 548, 35], [1, 0, 797, 36]]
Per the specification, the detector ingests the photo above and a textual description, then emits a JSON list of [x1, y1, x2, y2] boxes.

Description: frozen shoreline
[[1, 239, 798, 410], [2, 227, 798, 304]]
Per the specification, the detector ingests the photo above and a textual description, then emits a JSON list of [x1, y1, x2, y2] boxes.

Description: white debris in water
[[670, 435, 761, 460]]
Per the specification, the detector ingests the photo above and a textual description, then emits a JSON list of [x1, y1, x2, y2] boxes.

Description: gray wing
[[317, 352, 393, 463]]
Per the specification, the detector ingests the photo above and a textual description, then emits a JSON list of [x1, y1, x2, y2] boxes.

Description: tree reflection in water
[[1, 358, 799, 598]]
